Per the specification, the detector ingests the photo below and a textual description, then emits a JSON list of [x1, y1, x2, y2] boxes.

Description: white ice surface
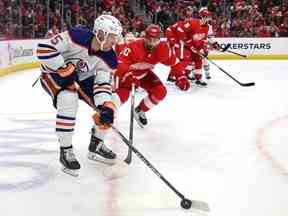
[[0, 60, 288, 216]]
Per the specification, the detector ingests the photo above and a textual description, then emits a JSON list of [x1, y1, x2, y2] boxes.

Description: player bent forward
[[36, 15, 122, 176], [112, 24, 189, 128]]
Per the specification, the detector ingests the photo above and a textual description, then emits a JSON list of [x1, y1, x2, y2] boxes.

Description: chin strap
[[95, 31, 108, 51]]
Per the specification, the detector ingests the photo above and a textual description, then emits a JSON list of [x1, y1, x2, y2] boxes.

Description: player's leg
[[192, 53, 207, 86], [134, 71, 167, 127], [57, 90, 80, 176], [41, 73, 80, 176], [80, 77, 120, 165], [186, 62, 195, 81], [203, 57, 211, 79]]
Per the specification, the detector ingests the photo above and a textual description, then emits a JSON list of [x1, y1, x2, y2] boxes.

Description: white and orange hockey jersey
[[36, 27, 118, 106]]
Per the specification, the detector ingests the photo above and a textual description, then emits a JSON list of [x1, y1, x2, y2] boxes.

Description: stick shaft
[[124, 84, 135, 164]]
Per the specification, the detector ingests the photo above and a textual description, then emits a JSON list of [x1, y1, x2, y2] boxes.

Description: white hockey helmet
[[93, 14, 123, 37]]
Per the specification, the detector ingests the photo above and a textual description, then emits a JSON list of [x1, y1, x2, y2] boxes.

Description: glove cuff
[[103, 101, 116, 112], [57, 62, 75, 77]]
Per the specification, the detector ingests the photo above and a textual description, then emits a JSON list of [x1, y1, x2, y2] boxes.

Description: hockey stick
[[225, 49, 247, 58], [194, 50, 255, 87], [32, 76, 40, 87], [214, 43, 247, 58], [73, 82, 129, 139], [75, 83, 209, 211], [205, 57, 254, 86], [180, 40, 184, 60], [124, 83, 135, 164], [113, 129, 210, 212], [74, 82, 136, 165], [219, 43, 231, 52], [217, 43, 247, 58]]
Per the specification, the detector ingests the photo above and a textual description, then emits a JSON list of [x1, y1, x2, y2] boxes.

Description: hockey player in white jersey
[[36, 15, 122, 176], [203, 24, 215, 80]]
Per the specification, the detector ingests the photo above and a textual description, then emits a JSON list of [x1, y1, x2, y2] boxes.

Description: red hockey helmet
[[199, 7, 211, 24], [199, 7, 210, 18], [145, 24, 161, 39], [144, 24, 161, 52]]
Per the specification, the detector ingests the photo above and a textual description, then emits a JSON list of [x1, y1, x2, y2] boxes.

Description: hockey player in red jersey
[[115, 32, 136, 56], [174, 7, 213, 86], [113, 24, 189, 127], [165, 20, 185, 49]]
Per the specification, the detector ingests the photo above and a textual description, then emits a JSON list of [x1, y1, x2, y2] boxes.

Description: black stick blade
[[241, 82, 255, 87]]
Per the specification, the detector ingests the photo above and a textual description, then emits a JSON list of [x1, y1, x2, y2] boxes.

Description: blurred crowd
[[0, 0, 287, 40], [0, 0, 147, 40], [140, 0, 288, 37]]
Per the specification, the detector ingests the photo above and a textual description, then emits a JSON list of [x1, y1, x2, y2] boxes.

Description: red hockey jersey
[[115, 38, 178, 79]]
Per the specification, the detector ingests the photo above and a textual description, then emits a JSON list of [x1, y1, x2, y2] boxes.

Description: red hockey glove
[[176, 76, 190, 91], [121, 71, 140, 89]]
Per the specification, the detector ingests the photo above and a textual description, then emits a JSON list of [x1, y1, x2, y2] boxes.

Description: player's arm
[[115, 47, 132, 79], [206, 25, 221, 51], [163, 44, 190, 91], [92, 58, 117, 128], [114, 46, 139, 88], [36, 30, 75, 77], [176, 23, 186, 44]]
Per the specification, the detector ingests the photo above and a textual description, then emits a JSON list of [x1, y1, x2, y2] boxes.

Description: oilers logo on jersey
[[66, 58, 89, 74]]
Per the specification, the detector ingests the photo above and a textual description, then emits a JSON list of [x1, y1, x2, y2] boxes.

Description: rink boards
[[0, 37, 288, 77]]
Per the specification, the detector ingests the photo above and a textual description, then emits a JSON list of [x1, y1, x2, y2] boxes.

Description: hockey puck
[[181, 198, 192, 209]]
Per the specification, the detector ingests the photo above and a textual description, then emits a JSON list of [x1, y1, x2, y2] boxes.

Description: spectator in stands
[[45, 25, 60, 38], [1, 0, 287, 39]]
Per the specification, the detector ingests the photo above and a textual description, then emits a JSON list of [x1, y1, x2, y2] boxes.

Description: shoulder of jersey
[[95, 49, 118, 69], [68, 27, 94, 48], [127, 38, 144, 49]]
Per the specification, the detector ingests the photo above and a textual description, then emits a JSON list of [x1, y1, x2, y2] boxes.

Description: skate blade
[[62, 167, 79, 177], [87, 153, 116, 165]]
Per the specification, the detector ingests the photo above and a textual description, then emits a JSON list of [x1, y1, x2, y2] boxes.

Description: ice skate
[[195, 79, 207, 86], [167, 76, 176, 82], [187, 72, 195, 81], [205, 71, 211, 79], [204, 64, 211, 79], [134, 106, 147, 128], [60, 146, 81, 177], [87, 128, 116, 165]]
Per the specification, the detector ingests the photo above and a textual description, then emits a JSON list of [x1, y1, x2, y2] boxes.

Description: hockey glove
[[92, 101, 116, 129], [56, 62, 78, 88], [176, 76, 190, 91], [121, 71, 140, 89], [57, 62, 76, 77]]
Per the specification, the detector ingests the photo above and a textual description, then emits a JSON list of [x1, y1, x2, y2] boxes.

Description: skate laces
[[65, 148, 77, 161]]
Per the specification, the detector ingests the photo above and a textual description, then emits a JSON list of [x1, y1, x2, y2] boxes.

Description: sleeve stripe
[[93, 91, 112, 96], [56, 114, 75, 121], [38, 43, 57, 51], [97, 82, 111, 86], [38, 52, 60, 60], [93, 85, 112, 90], [37, 49, 57, 54]]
